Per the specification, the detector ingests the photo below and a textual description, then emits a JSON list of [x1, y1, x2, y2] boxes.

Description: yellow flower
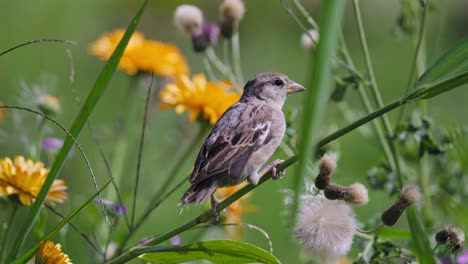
[[215, 182, 256, 240], [36, 240, 72, 264], [0, 156, 68, 206], [159, 74, 240, 125], [89, 29, 189, 77]]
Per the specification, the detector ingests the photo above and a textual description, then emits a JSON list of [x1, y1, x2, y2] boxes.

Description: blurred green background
[[1, 0, 467, 263]]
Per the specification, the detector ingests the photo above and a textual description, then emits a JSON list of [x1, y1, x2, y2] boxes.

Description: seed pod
[[343, 183, 369, 206], [435, 224, 465, 254], [174, 5, 204, 35], [381, 184, 421, 226], [324, 183, 346, 200], [219, 0, 245, 38], [315, 155, 336, 190]]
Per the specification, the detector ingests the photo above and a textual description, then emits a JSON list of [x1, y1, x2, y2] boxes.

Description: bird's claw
[[210, 195, 220, 222], [270, 159, 285, 180]]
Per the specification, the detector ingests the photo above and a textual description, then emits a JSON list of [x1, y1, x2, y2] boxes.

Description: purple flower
[[93, 198, 127, 216], [191, 21, 220, 52], [458, 250, 468, 264], [115, 204, 128, 215], [170, 235, 181, 245], [41, 137, 64, 151]]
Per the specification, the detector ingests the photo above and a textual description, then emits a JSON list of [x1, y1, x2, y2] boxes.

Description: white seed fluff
[[220, 0, 245, 22], [401, 184, 421, 205], [295, 196, 356, 263], [173, 5, 204, 34], [301, 29, 320, 51], [345, 182, 369, 206]]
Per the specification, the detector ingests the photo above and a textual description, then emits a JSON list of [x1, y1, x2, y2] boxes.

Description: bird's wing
[[190, 102, 274, 184]]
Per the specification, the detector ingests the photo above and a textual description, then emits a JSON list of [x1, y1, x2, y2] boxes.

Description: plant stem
[[231, 33, 244, 84], [0, 205, 18, 263], [118, 124, 209, 252], [31, 117, 47, 161], [131, 75, 154, 227], [290, 0, 319, 30], [205, 47, 237, 84]]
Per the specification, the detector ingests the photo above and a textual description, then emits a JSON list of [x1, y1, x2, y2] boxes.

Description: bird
[[180, 72, 305, 217]]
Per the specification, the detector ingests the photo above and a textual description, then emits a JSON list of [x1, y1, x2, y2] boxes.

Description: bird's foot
[[259, 159, 285, 180], [210, 195, 220, 222]]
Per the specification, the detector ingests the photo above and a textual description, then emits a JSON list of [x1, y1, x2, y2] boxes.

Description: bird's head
[[241, 72, 305, 106]]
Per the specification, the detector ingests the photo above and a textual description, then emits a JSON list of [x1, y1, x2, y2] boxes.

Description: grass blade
[[406, 207, 436, 264], [7, 0, 150, 260], [291, 0, 346, 224]]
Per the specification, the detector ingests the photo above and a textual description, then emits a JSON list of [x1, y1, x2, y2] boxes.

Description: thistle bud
[[315, 155, 336, 190], [381, 184, 421, 226], [191, 22, 220, 52], [435, 224, 465, 254], [37, 95, 61, 116], [301, 29, 320, 52], [174, 5, 204, 35], [324, 182, 369, 206], [219, 0, 245, 38]]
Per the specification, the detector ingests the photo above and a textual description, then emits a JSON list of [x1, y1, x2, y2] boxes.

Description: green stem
[[0, 205, 18, 263], [131, 75, 154, 227], [352, 0, 393, 137], [290, 0, 319, 30], [231, 33, 244, 84], [118, 124, 209, 252], [31, 117, 47, 161], [205, 47, 237, 84]]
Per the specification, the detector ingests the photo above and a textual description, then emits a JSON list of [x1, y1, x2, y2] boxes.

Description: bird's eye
[[274, 79, 283, 86]]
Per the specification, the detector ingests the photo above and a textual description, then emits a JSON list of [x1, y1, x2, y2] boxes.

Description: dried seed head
[[174, 5, 204, 35], [344, 183, 369, 206], [219, 0, 245, 38], [37, 95, 61, 116], [295, 196, 356, 263], [315, 155, 336, 190], [381, 184, 421, 226], [436, 224, 465, 254], [301, 29, 320, 51], [324, 183, 346, 201]]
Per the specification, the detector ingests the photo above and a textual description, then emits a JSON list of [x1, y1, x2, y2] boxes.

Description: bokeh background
[[1, 0, 467, 263]]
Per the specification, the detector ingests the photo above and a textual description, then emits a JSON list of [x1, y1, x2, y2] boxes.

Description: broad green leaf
[[406, 207, 436, 264], [12, 181, 111, 264], [405, 38, 468, 101], [7, 0, 150, 260], [375, 227, 412, 240], [139, 240, 280, 264]]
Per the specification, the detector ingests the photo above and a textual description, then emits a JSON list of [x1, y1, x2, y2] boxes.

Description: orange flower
[[0, 156, 68, 206], [159, 74, 240, 125], [36, 240, 72, 264], [89, 29, 189, 77], [215, 182, 256, 240]]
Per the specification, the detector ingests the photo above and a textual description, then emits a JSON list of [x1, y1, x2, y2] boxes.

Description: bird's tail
[[179, 180, 217, 206]]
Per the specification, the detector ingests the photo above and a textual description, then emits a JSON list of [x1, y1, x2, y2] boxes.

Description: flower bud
[[435, 224, 465, 254], [315, 155, 336, 190], [381, 184, 421, 226], [324, 183, 345, 200], [301, 29, 320, 52], [37, 95, 61, 116], [191, 22, 220, 52], [324, 182, 369, 206], [174, 5, 204, 35], [219, 0, 245, 38]]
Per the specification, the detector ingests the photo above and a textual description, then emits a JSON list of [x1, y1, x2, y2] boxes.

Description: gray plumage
[[180, 72, 305, 205]]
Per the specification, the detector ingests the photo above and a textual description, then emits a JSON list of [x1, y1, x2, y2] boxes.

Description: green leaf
[[405, 38, 468, 101], [139, 240, 280, 264], [406, 207, 436, 264], [12, 181, 111, 264], [375, 227, 412, 240], [7, 0, 150, 261]]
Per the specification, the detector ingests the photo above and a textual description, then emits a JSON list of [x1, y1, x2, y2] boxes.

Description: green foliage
[[139, 240, 280, 264]]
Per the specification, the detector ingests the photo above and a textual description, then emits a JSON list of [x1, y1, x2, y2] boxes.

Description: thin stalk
[[108, 98, 407, 264], [231, 33, 244, 83], [205, 47, 237, 83], [30, 117, 47, 161], [0, 205, 18, 263], [118, 124, 209, 251], [290, 0, 319, 29], [131, 75, 154, 226], [352, 0, 393, 137]]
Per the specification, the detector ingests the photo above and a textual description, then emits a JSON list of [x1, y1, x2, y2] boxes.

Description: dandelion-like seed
[[35, 240, 72, 264], [315, 154, 336, 190], [436, 224, 465, 254], [301, 29, 320, 51], [381, 184, 421, 226], [0, 156, 68, 206], [174, 5, 204, 35], [344, 183, 369, 206], [295, 195, 356, 263], [159, 74, 240, 125], [219, 0, 245, 38]]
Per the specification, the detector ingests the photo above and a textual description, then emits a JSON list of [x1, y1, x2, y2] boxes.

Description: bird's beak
[[286, 81, 305, 94]]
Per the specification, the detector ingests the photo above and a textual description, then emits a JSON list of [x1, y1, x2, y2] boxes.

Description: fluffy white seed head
[[345, 183, 369, 206], [301, 29, 320, 51], [219, 0, 245, 22], [400, 184, 421, 205], [295, 196, 356, 263], [174, 5, 204, 34], [319, 154, 336, 175]]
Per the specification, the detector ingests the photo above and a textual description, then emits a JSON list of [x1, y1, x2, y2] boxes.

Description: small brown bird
[[180, 72, 305, 216]]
